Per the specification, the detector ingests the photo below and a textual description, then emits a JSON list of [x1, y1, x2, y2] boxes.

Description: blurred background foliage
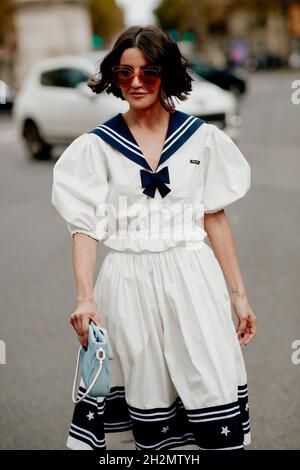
[[89, 0, 124, 41], [0, 0, 14, 44]]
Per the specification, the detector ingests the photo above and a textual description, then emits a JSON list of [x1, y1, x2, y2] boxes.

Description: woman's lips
[[130, 93, 147, 98]]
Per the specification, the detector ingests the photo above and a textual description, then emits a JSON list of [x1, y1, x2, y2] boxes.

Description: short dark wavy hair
[[87, 25, 193, 112]]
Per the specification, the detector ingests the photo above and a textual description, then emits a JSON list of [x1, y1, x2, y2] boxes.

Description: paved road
[[0, 71, 300, 450]]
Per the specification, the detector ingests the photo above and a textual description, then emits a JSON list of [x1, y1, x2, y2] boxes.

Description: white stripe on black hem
[[106, 388, 126, 395], [187, 411, 241, 423], [70, 423, 105, 444], [75, 397, 98, 407], [96, 403, 105, 412], [104, 420, 132, 427], [135, 433, 197, 450], [129, 408, 178, 418], [129, 410, 178, 422], [129, 405, 179, 418], [69, 430, 105, 449], [186, 404, 240, 418], [104, 423, 132, 431], [77, 388, 98, 398], [106, 395, 125, 401], [106, 393, 126, 400], [198, 444, 244, 451]]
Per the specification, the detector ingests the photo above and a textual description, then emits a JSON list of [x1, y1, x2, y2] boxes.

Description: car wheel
[[23, 120, 52, 160]]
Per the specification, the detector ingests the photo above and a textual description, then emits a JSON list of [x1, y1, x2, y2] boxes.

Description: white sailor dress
[[51, 110, 252, 451]]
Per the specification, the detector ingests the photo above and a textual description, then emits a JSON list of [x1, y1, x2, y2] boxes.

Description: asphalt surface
[[0, 71, 300, 450]]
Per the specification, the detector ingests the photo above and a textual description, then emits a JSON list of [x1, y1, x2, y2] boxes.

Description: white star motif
[[86, 411, 94, 421], [161, 426, 170, 434], [221, 426, 231, 437], [245, 403, 249, 411]]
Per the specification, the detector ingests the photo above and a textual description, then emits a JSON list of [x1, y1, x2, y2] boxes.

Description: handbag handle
[[72, 346, 106, 404]]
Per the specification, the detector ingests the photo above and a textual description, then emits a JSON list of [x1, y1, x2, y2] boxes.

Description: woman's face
[[116, 47, 162, 110]]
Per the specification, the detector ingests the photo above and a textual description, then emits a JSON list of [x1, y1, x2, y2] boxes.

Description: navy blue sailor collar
[[90, 110, 205, 198]]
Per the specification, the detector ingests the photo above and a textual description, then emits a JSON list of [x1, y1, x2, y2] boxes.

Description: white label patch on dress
[[190, 159, 200, 165]]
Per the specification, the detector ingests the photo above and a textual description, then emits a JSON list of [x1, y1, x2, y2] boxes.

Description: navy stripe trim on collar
[[160, 114, 205, 166]]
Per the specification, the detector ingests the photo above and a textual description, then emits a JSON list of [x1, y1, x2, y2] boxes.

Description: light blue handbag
[[72, 323, 113, 404]]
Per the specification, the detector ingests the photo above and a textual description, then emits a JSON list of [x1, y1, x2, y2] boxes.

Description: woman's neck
[[123, 103, 170, 131]]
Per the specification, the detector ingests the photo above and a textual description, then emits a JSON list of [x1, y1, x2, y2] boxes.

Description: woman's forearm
[[72, 233, 98, 303], [204, 210, 248, 299]]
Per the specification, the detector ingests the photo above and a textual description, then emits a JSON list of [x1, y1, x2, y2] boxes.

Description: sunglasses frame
[[111, 65, 162, 87]]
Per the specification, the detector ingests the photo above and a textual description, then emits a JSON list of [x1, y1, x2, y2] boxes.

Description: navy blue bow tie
[[140, 166, 171, 198]]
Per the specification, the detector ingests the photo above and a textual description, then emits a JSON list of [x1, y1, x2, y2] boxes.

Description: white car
[[13, 51, 241, 160]]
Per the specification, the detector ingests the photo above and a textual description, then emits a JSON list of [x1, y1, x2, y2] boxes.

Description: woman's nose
[[132, 74, 142, 87]]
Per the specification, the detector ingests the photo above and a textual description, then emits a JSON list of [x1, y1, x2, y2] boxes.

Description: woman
[[51, 25, 256, 451]]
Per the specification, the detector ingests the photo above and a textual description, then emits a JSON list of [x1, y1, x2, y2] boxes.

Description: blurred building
[[13, 0, 92, 85], [156, 0, 300, 69], [227, 8, 289, 68], [199, 0, 299, 68]]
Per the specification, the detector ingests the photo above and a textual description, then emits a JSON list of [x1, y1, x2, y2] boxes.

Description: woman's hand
[[231, 293, 257, 345], [69, 300, 103, 347]]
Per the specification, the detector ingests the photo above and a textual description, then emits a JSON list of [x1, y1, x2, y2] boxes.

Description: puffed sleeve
[[51, 133, 109, 241], [202, 124, 251, 213]]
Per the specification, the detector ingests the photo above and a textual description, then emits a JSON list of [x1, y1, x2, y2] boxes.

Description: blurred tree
[[154, 0, 299, 34], [154, 0, 225, 39], [154, 0, 190, 33], [89, 0, 125, 42], [0, 0, 14, 45]]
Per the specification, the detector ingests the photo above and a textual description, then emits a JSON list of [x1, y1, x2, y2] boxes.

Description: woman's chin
[[127, 97, 157, 110]]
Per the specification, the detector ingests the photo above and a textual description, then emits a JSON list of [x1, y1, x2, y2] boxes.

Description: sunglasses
[[111, 65, 162, 87]]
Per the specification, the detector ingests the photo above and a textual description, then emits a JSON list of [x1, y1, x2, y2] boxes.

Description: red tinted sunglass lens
[[113, 68, 133, 85], [140, 69, 160, 85]]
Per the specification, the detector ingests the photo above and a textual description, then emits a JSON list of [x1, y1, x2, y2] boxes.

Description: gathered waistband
[[105, 240, 207, 259]]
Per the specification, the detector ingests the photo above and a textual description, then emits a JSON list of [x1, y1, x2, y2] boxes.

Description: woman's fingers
[[69, 308, 103, 347], [237, 315, 248, 344], [241, 325, 250, 345], [80, 315, 90, 347], [232, 297, 257, 345], [90, 310, 103, 326], [237, 315, 257, 345], [69, 312, 86, 346], [244, 316, 257, 345], [70, 313, 81, 337]]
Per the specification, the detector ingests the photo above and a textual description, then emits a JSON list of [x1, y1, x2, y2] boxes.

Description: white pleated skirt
[[67, 242, 251, 451]]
